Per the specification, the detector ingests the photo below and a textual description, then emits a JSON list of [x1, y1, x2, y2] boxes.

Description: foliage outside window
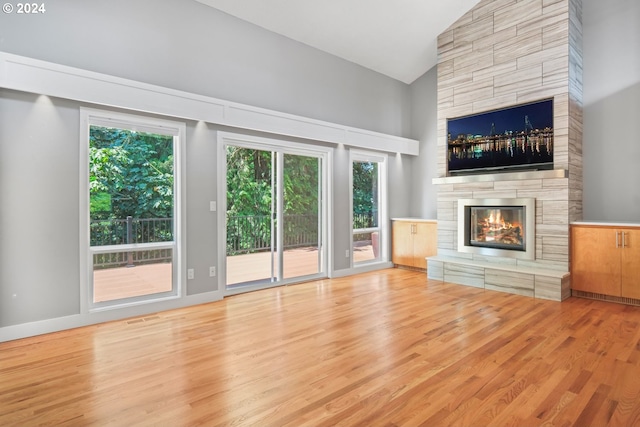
[[351, 152, 386, 265], [89, 126, 174, 248], [225, 146, 319, 256], [89, 126, 175, 273], [352, 161, 379, 232]]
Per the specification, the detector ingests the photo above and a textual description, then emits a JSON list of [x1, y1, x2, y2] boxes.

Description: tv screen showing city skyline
[[447, 98, 554, 175], [448, 98, 554, 138]]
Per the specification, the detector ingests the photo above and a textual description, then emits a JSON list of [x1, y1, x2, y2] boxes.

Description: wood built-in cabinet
[[391, 219, 437, 270], [571, 224, 640, 300]]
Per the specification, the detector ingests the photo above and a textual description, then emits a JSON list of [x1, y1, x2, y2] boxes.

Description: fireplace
[[458, 198, 535, 260]]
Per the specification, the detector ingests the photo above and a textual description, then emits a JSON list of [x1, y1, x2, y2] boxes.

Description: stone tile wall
[[432, 0, 583, 301]]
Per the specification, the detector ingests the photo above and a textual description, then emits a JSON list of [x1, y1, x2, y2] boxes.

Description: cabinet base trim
[[572, 290, 640, 307]]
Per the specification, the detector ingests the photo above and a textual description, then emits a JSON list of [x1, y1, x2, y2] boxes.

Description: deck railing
[[226, 212, 376, 254], [90, 217, 173, 268], [226, 214, 321, 255], [90, 217, 173, 246], [91, 212, 376, 264]]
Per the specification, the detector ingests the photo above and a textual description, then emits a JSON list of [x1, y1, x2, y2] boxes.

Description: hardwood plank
[[2, 269, 640, 426]]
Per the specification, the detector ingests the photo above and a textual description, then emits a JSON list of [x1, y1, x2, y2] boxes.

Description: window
[[350, 150, 387, 266], [80, 109, 185, 310]]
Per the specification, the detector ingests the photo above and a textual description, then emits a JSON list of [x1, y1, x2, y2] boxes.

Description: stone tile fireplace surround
[[428, 170, 572, 300], [426, 0, 583, 302]]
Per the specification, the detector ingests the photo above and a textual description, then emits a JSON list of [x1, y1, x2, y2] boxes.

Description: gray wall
[[408, 65, 438, 219], [407, 0, 640, 222], [0, 0, 410, 137], [582, 0, 640, 221], [0, 91, 80, 325]]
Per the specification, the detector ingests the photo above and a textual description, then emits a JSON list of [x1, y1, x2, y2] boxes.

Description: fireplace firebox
[[458, 198, 535, 260]]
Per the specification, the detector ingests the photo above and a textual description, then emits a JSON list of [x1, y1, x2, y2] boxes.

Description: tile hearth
[[427, 254, 570, 301]]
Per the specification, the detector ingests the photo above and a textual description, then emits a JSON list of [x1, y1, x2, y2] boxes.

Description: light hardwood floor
[[2, 269, 640, 426]]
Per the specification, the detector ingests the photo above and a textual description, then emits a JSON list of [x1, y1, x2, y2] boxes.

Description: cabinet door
[[392, 221, 415, 267], [413, 222, 437, 269], [621, 229, 640, 299], [571, 226, 621, 296]]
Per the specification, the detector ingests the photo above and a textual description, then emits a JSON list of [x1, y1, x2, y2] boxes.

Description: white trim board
[[0, 290, 223, 343], [0, 52, 419, 155]]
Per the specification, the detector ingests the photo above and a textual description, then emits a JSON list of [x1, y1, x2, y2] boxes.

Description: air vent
[[126, 315, 160, 324], [572, 290, 640, 307]]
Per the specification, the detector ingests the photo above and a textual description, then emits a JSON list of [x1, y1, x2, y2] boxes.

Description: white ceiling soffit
[[194, 0, 481, 84]]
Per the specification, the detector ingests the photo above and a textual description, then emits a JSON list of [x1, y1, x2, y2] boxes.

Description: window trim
[[79, 108, 186, 313], [349, 149, 389, 267]]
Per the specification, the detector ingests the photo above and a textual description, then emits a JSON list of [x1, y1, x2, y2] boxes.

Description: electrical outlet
[[210, 201, 217, 212], [209, 266, 216, 277], [345, 249, 350, 258], [187, 269, 194, 280]]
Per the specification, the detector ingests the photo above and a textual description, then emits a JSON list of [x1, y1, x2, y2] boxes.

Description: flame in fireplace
[[476, 209, 523, 245], [488, 210, 504, 229]]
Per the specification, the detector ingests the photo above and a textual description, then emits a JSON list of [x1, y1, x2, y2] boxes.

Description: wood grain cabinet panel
[[571, 225, 640, 300], [413, 222, 438, 270], [392, 220, 437, 270], [391, 221, 415, 267], [571, 226, 621, 296], [621, 229, 640, 299]]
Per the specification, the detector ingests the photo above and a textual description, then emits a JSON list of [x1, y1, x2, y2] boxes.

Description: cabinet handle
[[623, 231, 628, 248], [616, 231, 620, 248]]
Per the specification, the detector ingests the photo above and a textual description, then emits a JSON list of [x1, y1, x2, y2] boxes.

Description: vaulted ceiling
[[194, 0, 482, 84]]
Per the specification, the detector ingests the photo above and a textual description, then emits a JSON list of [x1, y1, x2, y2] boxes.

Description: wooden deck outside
[[94, 245, 375, 302], [94, 263, 172, 302]]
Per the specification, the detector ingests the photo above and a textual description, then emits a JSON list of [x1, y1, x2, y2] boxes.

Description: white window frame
[[79, 108, 186, 312], [216, 132, 333, 294], [349, 149, 389, 267]]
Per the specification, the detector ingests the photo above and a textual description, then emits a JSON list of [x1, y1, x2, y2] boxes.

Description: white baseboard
[[0, 291, 223, 343], [331, 262, 394, 278]]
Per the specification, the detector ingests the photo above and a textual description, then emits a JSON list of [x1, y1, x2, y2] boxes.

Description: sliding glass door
[[282, 153, 322, 280], [225, 147, 276, 285], [223, 138, 326, 292]]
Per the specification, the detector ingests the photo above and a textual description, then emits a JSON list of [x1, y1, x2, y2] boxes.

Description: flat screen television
[[447, 98, 554, 175]]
